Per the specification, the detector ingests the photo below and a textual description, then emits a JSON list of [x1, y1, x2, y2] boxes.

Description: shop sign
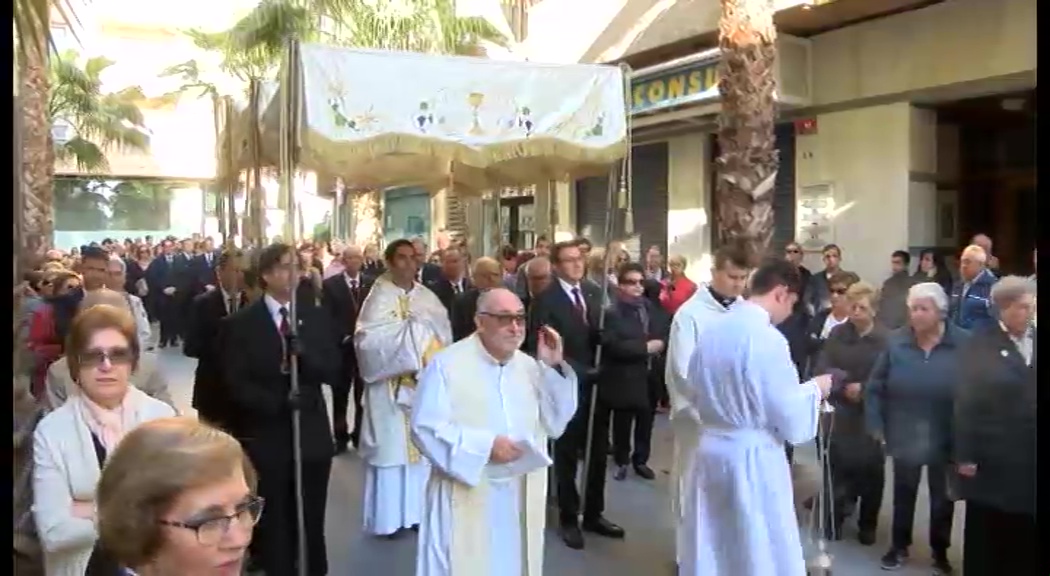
[[630, 58, 720, 115]]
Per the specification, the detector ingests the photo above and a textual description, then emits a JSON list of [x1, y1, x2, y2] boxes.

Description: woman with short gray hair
[[865, 281, 970, 573], [954, 275, 1036, 575]]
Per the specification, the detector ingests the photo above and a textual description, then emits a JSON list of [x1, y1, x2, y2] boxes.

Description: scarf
[[619, 294, 649, 333], [78, 390, 137, 455]]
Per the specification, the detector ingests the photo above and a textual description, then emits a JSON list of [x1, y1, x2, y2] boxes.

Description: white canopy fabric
[[215, 43, 628, 195]]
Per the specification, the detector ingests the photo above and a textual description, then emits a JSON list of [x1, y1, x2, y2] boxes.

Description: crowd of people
[[10, 229, 1036, 576]]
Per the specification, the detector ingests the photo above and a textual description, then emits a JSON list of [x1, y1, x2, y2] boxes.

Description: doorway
[[499, 196, 536, 249], [936, 89, 1036, 275]]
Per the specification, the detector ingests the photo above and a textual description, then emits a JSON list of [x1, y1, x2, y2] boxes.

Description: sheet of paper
[[487, 439, 553, 481]]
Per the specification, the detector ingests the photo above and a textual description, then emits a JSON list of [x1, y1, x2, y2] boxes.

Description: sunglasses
[[479, 312, 527, 326], [79, 346, 134, 368], [619, 278, 643, 286]]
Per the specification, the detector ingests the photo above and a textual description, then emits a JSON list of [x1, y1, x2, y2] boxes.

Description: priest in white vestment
[[681, 259, 834, 576], [664, 246, 750, 567], [355, 239, 453, 537], [411, 288, 578, 576]]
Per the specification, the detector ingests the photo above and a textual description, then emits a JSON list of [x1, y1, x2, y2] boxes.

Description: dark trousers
[[331, 356, 364, 447], [890, 460, 954, 554], [157, 294, 181, 345], [963, 501, 1038, 576], [826, 447, 885, 534], [554, 393, 610, 525], [251, 456, 332, 576], [611, 407, 654, 466]]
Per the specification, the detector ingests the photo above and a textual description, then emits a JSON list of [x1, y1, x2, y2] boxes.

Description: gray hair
[[989, 275, 1036, 308], [524, 256, 551, 275], [906, 281, 949, 313], [108, 256, 127, 273]]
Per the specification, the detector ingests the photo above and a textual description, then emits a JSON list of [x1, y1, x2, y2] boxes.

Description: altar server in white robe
[[355, 239, 453, 537], [681, 258, 834, 576], [664, 243, 750, 567], [411, 288, 578, 576]]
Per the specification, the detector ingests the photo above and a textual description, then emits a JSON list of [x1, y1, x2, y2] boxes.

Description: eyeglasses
[[160, 495, 265, 546], [479, 312, 527, 326], [78, 347, 135, 367]]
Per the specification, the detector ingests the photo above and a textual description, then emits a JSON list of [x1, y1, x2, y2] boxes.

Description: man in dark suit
[[426, 246, 471, 313], [144, 238, 193, 348], [450, 256, 503, 341], [223, 243, 341, 576], [525, 239, 624, 550], [411, 237, 441, 285], [184, 250, 246, 434], [192, 237, 221, 292], [322, 245, 373, 452]]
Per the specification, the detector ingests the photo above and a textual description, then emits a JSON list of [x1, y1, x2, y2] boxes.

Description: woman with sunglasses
[[801, 270, 860, 378], [32, 305, 176, 576], [97, 417, 262, 576]]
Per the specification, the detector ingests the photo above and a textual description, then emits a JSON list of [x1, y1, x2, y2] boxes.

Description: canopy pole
[[278, 36, 309, 576], [248, 79, 263, 246], [579, 63, 634, 522]]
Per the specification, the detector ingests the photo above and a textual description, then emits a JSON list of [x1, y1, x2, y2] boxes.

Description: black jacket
[[451, 288, 482, 342], [597, 298, 670, 410], [223, 297, 341, 464], [184, 289, 247, 432], [954, 325, 1036, 516], [524, 280, 602, 388]]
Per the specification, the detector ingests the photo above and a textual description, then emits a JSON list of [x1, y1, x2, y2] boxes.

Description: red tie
[[279, 307, 291, 337], [572, 287, 588, 325]]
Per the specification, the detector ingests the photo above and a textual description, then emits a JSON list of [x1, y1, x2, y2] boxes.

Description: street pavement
[[156, 346, 964, 576]]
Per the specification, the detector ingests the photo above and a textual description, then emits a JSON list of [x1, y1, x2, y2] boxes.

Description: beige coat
[[45, 352, 175, 412]]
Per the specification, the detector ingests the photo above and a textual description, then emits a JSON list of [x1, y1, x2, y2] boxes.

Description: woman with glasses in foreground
[[32, 305, 176, 576], [97, 417, 262, 576]]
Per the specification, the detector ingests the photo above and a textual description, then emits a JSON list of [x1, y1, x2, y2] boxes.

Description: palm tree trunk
[[20, 32, 54, 256], [351, 189, 383, 247], [715, 0, 779, 260]]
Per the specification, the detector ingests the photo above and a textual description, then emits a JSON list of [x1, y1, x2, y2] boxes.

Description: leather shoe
[[559, 523, 585, 550], [582, 516, 625, 539], [633, 464, 656, 480]]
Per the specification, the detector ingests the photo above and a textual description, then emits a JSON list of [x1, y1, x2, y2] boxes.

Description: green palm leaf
[[48, 50, 150, 171]]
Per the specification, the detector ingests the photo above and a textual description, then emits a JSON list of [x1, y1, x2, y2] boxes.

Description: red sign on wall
[[795, 118, 818, 135]]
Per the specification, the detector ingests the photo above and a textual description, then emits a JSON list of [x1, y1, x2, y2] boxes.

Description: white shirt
[[263, 294, 291, 331], [557, 277, 585, 313], [820, 313, 849, 339], [344, 272, 363, 291], [220, 288, 238, 315], [1001, 322, 1034, 366]]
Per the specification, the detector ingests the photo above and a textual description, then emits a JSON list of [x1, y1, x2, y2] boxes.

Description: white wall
[[795, 104, 912, 284], [809, 0, 1036, 106], [666, 132, 712, 283]]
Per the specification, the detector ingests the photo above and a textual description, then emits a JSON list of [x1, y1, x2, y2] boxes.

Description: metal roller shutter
[[574, 174, 611, 245], [575, 142, 669, 260], [630, 142, 670, 259], [771, 123, 797, 252]]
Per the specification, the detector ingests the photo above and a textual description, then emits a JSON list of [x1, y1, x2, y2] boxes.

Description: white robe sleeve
[[754, 328, 821, 446], [535, 361, 578, 438], [666, 315, 701, 422], [410, 358, 496, 488]]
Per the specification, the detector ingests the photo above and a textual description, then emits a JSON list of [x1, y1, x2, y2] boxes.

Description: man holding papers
[[410, 288, 579, 576]]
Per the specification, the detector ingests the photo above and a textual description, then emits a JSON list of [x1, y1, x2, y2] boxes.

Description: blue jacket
[[949, 268, 996, 330], [864, 323, 971, 464]]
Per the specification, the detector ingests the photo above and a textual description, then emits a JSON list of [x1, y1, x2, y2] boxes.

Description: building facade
[[500, 0, 1036, 284], [48, 0, 257, 248]]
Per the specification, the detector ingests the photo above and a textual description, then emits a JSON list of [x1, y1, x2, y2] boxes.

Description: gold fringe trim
[[216, 132, 627, 194]]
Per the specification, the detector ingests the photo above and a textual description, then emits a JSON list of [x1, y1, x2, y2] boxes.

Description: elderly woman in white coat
[[32, 304, 176, 576]]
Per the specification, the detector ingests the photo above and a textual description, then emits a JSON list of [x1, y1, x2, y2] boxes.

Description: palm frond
[[14, 0, 83, 63], [56, 135, 108, 172]]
